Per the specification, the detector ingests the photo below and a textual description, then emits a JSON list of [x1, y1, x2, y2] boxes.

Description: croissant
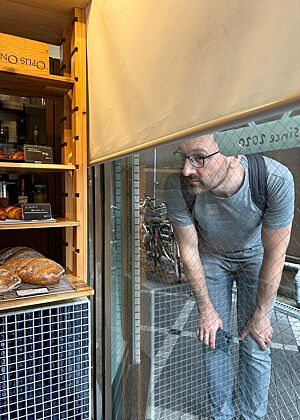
[[0, 150, 8, 159], [3, 205, 22, 220], [9, 150, 24, 160], [0, 208, 7, 221], [13, 151, 25, 160], [3, 205, 15, 212]]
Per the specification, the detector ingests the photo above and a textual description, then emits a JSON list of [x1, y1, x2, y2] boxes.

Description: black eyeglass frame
[[173, 150, 220, 168]]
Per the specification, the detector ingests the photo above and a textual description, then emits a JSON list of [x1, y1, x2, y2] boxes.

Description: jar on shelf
[[33, 184, 47, 203]]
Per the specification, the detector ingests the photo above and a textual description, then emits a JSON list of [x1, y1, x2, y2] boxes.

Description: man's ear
[[229, 155, 241, 169]]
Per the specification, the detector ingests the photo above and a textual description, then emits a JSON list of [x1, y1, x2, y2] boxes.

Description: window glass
[[97, 107, 300, 419]]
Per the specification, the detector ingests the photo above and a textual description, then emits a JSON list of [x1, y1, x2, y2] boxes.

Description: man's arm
[[173, 223, 223, 349], [239, 223, 292, 350]]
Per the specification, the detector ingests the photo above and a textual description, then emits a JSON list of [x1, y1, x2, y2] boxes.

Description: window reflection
[[100, 107, 300, 419]]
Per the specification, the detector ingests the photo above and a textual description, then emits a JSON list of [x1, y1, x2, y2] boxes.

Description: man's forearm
[[172, 223, 213, 312], [182, 257, 212, 311], [255, 225, 292, 317], [255, 251, 285, 316]]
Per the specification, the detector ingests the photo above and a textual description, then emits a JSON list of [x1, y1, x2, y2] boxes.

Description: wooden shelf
[[0, 162, 75, 174], [0, 274, 94, 311], [0, 218, 79, 230], [0, 67, 74, 98]]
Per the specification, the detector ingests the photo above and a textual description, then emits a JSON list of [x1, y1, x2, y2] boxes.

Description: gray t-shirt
[[164, 156, 294, 256]]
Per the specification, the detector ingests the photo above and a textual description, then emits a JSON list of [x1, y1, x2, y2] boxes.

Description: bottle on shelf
[[33, 184, 47, 203], [33, 124, 39, 144], [6, 175, 18, 205], [0, 175, 18, 208], [0, 175, 8, 208], [0, 126, 9, 144], [18, 177, 28, 204], [16, 117, 26, 144]]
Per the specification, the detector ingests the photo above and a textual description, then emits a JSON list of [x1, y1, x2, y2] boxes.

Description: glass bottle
[[33, 184, 47, 203]]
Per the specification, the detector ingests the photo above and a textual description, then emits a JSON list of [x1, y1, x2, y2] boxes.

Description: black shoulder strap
[[246, 153, 267, 213], [180, 153, 268, 214]]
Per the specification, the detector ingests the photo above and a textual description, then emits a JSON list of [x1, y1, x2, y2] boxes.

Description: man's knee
[[239, 334, 271, 364]]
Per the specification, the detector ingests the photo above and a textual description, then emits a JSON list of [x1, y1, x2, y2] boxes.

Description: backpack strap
[[180, 153, 268, 215], [246, 153, 267, 214]]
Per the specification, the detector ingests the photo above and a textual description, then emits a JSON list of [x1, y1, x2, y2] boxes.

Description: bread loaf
[[0, 268, 21, 294], [0, 247, 43, 264], [2, 257, 65, 285], [2, 257, 36, 274]]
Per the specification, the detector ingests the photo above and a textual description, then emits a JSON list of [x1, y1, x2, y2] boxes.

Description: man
[[164, 134, 294, 420]]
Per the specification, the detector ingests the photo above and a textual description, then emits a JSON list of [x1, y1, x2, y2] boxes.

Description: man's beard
[[186, 162, 230, 195]]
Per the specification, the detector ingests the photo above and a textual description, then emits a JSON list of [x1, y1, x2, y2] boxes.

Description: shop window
[[92, 106, 300, 419]]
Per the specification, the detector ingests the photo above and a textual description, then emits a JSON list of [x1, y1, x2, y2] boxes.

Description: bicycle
[[139, 197, 182, 280]]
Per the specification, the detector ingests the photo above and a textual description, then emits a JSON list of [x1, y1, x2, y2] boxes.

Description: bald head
[[180, 134, 218, 155]]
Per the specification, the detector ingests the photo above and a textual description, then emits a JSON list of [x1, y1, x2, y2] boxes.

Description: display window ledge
[[0, 274, 94, 311], [0, 218, 79, 230], [0, 162, 76, 174]]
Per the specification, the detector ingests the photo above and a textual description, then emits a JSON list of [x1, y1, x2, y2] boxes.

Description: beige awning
[[87, 0, 300, 164]]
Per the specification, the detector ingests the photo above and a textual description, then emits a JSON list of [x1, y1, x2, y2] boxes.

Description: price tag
[[22, 203, 52, 221], [24, 144, 53, 163], [16, 288, 49, 297]]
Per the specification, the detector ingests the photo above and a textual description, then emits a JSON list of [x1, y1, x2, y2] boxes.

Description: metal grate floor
[[141, 283, 300, 420]]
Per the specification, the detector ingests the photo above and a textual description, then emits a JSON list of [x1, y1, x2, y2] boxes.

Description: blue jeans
[[200, 250, 274, 420]]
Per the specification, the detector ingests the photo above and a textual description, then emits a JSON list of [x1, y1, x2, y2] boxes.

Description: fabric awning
[[87, 0, 300, 164]]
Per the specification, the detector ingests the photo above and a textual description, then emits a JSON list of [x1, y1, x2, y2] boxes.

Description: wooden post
[[60, 29, 74, 275], [70, 8, 88, 281]]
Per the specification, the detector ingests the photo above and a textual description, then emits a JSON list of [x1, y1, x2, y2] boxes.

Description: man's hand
[[239, 312, 273, 351], [196, 305, 223, 350]]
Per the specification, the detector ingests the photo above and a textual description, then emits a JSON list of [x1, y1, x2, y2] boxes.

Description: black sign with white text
[[24, 145, 53, 163], [22, 203, 52, 220]]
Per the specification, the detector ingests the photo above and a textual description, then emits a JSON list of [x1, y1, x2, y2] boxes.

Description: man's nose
[[181, 158, 197, 177]]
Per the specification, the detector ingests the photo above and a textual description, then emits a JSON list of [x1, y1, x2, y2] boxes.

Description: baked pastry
[[0, 208, 7, 221], [0, 268, 21, 294], [0, 150, 9, 159], [9, 150, 24, 160], [3, 205, 22, 220], [0, 246, 43, 264], [3, 257, 65, 286]]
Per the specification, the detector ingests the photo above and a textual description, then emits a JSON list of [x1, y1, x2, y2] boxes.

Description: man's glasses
[[173, 150, 219, 168]]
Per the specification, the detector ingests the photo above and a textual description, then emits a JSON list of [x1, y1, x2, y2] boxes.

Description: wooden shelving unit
[[0, 6, 93, 309]]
